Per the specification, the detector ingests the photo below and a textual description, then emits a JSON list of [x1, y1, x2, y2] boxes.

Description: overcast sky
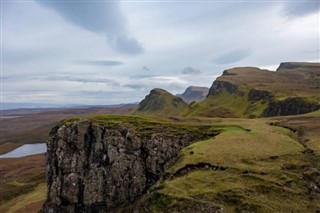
[[1, 0, 319, 106]]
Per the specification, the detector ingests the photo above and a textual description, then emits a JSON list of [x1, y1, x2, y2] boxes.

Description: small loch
[[0, 143, 47, 158]]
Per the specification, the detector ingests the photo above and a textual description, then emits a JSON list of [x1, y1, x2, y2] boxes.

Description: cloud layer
[[2, 1, 319, 105]]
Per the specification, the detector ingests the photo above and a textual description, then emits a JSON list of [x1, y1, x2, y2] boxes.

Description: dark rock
[[248, 89, 273, 101], [263, 97, 320, 117], [207, 80, 244, 97], [43, 120, 219, 212], [222, 70, 237, 76]]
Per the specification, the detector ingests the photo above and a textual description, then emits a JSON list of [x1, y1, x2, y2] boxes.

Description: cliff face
[[207, 80, 243, 97], [43, 119, 218, 212], [263, 97, 320, 117]]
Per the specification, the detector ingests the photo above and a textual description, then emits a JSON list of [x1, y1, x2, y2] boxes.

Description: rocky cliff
[[263, 97, 320, 116], [43, 116, 219, 212]]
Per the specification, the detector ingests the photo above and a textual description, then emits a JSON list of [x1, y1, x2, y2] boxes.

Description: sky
[[1, 0, 319, 106]]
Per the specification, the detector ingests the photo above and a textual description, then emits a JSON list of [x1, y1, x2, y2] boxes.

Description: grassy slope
[[0, 154, 46, 213], [186, 90, 267, 118], [144, 112, 320, 212]]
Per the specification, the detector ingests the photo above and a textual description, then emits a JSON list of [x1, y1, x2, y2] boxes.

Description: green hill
[[187, 62, 320, 118], [130, 88, 189, 117], [142, 112, 320, 212]]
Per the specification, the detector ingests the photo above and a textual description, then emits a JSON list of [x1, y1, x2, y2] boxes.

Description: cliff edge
[[43, 115, 219, 212]]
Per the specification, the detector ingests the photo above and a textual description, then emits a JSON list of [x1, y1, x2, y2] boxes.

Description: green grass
[[186, 89, 269, 118], [168, 119, 304, 174], [63, 114, 223, 140], [145, 118, 319, 212]]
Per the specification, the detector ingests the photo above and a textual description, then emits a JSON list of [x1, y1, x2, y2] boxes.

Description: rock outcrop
[[207, 80, 244, 97], [263, 97, 320, 117], [177, 86, 209, 103], [248, 89, 273, 102], [43, 118, 218, 212]]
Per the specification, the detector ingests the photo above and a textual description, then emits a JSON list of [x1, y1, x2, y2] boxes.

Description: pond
[[0, 143, 47, 158]]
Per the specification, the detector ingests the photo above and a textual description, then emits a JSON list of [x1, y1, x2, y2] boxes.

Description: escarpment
[[43, 117, 219, 212], [199, 63, 320, 118]]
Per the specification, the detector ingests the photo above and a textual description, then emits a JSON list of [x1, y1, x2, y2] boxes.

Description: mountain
[[177, 86, 209, 103], [188, 62, 320, 118], [130, 88, 189, 117]]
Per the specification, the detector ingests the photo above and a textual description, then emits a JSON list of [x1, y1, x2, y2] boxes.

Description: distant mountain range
[[131, 62, 320, 118]]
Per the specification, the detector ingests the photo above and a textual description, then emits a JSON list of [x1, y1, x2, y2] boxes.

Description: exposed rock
[[248, 89, 273, 102], [43, 119, 219, 212], [207, 80, 244, 97], [172, 163, 227, 178], [263, 97, 320, 117]]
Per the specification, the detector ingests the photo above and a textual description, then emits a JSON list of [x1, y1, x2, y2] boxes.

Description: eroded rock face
[[263, 97, 320, 117], [207, 80, 243, 97], [43, 120, 217, 212], [248, 89, 273, 102]]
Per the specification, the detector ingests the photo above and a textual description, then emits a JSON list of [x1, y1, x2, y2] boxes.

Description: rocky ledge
[[43, 118, 218, 212]]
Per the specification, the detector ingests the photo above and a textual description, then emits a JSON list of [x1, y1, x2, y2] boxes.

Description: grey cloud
[[124, 83, 146, 90], [283, 1, 320, 17], [129, 74, 155, 79], [37, 1, 143, 54], [49, 76, 120, 87], [109, 34, 143, 54], [213, 49, 250, 64], [76, 60, 124, 66], [182, 67, 201, 75], [79, 90, 123, 97]]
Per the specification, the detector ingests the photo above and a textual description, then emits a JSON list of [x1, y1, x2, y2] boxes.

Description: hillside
[[188, 62, 320, 118], [131, 88, 189, 117], [40, 112, 320, 212], [142, 112, 320, 212], [177, 86, 209, 103]]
